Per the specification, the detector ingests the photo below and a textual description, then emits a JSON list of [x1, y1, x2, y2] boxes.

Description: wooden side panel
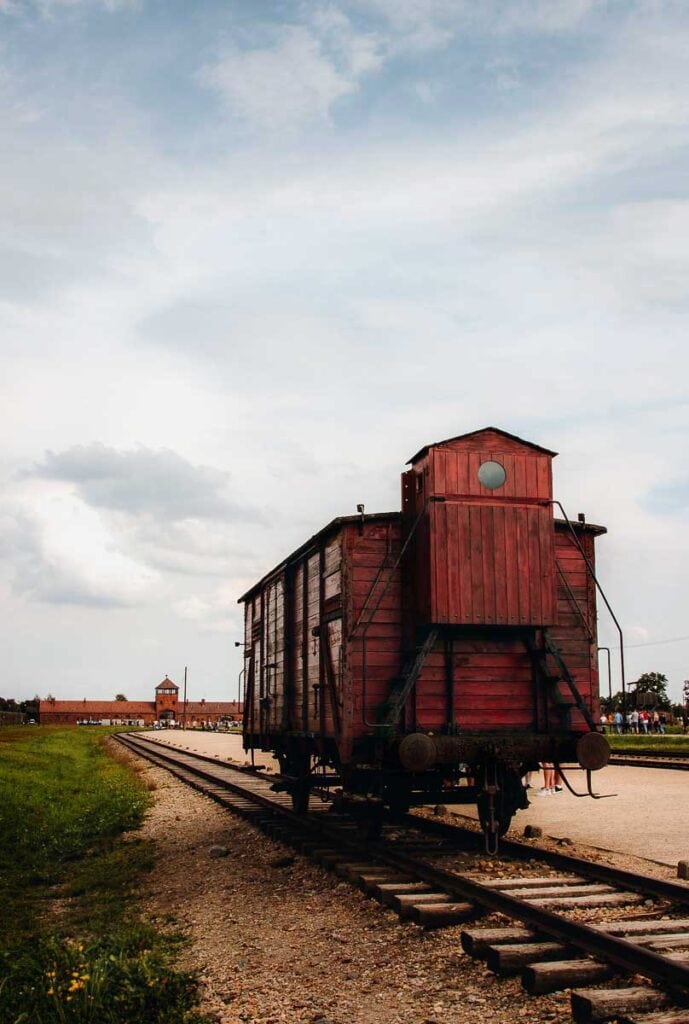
[[548, 525, 600, 732], [347, 520, 403, 742], [292, 562, 304, 730], [429, 502, 555, 625], [305, 553, 321, 732], [241, 526, 353, 748], [320, 536, 341, 735], [246, 594, 263, 740], [324, 536, 342, 601], [414, 636, 536, 732], [430, 444, 552, 500], [254, 576, 286, 734]]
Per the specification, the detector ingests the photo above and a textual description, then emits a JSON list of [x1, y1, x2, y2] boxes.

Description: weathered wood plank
[[486, 941, 570, 974], [355, 873, 411, 894], [508, 884, 615, 899], [594, 919, 689, 937], [410, 902, 475, 929], [478, 875, 585, 890], [570, 987, 671, 1024], [619, 1011, 689, 1024], [461, 926, 538, 957], [378, 882, 435, 906], [525, 892, 644, 909], [390, 893, 453, 918], [334, 861, 385, 879], [522, 959, 615, 995], [642, 934, 689, 950]]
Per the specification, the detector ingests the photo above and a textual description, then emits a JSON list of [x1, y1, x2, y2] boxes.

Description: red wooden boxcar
[[239, 428, 609, 843]]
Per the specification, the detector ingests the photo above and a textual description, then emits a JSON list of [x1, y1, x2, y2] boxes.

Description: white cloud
[[173, 583, 242, 634], [3, 487, 158, 607], [199, 26, 360, 133], [29, 444, 247, 521], [348, 0, 598, 53]]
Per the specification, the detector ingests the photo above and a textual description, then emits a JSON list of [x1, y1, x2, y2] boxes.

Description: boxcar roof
[[555, 517, 607, 537], [407, 426, 558, 464], [237, 511, 401, 603]]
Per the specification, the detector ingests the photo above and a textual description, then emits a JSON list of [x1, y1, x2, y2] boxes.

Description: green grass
[[607, 732, 689, 753], [0, 726, 210, 1024]]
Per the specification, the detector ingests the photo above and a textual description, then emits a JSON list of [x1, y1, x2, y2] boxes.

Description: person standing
[[614, 710, 623, 734], [536, 763, 562, 796]]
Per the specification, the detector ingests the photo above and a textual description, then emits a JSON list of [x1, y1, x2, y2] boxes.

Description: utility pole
[[183, 666, 188, 730]]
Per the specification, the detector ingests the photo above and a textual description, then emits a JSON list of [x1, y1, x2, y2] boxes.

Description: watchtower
[[155, 677, 179, 721]]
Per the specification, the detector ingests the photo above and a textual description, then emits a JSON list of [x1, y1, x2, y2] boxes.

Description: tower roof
[[156, 676, 178, 691], [407, 426, 558, 465]]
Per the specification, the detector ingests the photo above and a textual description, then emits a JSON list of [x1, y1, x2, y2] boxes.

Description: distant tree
[[115, 694, 127, 702], [599, 693, 618, 715], [633, 672, 671, 709]]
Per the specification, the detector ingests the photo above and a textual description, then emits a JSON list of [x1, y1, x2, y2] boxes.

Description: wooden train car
[[238, 428, 610, 844]]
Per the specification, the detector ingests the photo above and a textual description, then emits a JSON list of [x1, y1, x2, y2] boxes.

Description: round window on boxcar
[[478, 460, 506, 489]]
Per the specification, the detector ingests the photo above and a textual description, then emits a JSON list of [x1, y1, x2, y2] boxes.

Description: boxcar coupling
[[238, 427, 611, 848]]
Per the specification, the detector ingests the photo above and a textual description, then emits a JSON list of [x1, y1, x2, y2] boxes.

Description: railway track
[[116, 732, 689, 1024], [609, 753, 689, 771]]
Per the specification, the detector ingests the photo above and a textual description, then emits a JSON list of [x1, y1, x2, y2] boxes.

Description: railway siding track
[[609, 754, 689, 771], [117, 733, 689, 1024]]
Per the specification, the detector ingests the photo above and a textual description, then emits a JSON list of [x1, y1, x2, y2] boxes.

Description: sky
[[1, 0, 688, 705]]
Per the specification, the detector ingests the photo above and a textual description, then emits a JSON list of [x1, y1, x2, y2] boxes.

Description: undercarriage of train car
[[268, 724, 610, 850]]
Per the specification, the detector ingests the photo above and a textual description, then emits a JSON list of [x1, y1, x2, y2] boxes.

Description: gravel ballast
[[132, 751, 571, 1024]]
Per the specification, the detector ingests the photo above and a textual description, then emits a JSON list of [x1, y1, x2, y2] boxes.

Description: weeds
[[0, 726, 210, 1024]]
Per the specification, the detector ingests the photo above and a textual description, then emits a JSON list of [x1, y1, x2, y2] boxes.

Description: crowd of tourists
[[599, 709, 667, 733]]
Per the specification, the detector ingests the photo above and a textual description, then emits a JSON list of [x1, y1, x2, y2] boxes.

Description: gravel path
[[130, 748, 569, 1024]]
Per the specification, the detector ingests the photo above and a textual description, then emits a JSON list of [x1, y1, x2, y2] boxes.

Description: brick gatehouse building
[[38, 677, 242, 727]]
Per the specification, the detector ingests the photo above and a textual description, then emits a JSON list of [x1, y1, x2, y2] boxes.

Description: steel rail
[[122, 733, 274, 777], [122, 734, 689, 906], [115, 734, 305, 818], [404, 812, 689, 907], [609, 754, 689, 771], [118, 732, 689, 993], [360, 842, 689, 992]]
